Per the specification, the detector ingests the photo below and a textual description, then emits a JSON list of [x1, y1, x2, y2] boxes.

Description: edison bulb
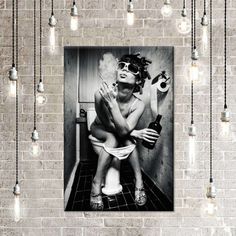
[[49, 27, 56, 52], [29, 141, 41, 157], [221, 121, 230, 137], [14, 195, 20, 222], [176, 16, 191, 34], [9, 81, 16, 97], [188, 136, 196, 169], [127, 12, 134, 26], [161, 3, 173, 17], [201, 26, 208, 56], [189, 61, 199, 82], [36, 94, 47, 105], [71, 16, 78, 31], [201, 197, 217, 217]]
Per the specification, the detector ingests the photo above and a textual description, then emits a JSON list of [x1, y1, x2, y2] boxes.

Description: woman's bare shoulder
[[132, 96, 145, 111]]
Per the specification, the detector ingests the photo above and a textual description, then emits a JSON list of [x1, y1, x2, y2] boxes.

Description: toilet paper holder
[[152, 71, 171, 93]]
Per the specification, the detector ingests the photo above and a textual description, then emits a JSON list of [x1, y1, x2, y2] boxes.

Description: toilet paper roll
[[156, 78, 170, 93]]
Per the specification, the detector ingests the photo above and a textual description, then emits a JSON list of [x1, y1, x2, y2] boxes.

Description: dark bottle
[[142, 114, 162, 149]]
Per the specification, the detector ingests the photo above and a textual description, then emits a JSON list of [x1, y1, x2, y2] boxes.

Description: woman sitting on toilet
[[90, 53, 160, 210]]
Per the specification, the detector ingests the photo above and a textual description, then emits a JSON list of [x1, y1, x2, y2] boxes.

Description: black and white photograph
[[64, 46, 174, 211]]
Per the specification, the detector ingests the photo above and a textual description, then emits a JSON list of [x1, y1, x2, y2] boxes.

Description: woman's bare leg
[[90, 124, 118, 195], [124, 139, 143, 188]]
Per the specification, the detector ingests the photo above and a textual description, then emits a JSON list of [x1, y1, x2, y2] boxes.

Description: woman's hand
[[131, 128, 160, 143], [99, 81, 118, 109]]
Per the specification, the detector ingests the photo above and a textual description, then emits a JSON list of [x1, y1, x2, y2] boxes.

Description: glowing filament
[[127, 12, 134, 26], [189, 61, 199, 82], [29, 141, 41, 157], [49, 27, 56, 52], [71, 16, 79, 31], [14, 195, 20, 222], [176, 16, 191, 34], [201, 26, 208, 56], [9, 81, 16, 97]]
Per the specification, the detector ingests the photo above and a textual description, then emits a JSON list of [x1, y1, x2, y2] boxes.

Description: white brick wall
[[0, 0, 236, 235]]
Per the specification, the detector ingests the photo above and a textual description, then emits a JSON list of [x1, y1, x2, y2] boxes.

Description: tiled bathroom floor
[[66, 159, 173, 211]]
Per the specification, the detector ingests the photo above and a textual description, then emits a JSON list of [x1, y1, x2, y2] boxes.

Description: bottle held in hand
[[142, 114, 162, 149]]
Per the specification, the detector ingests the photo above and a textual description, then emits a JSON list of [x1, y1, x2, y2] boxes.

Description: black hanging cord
[[40, 0, 42, 83], [183, 0, 186, 9], [12, 0, 15, 67], [51, 0, 54, 15], [33, 0, 37, 130], [204, 0, 207, 15], [209, 0, 213, 182], [15, 0, 19, 184], [191, 81, 194, 124], [224, 0, 227, 109], [193, 0, 196, 50], [191, 0, 193, 52]]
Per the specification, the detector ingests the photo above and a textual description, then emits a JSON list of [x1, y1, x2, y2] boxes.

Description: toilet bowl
[[87, 108, 123, 196]]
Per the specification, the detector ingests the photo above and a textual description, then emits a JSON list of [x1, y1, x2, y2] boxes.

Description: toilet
[[87, 107, 123, 196]]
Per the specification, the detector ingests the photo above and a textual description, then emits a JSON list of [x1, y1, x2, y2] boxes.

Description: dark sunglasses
[[118, 62, 139, 75]]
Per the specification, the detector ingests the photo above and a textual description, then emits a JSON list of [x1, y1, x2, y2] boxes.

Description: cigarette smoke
[[98, 52, 117, 85]]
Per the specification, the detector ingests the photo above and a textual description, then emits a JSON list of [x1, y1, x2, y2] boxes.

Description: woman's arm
[[99, 82, 145, 137], [109, 100, 145, 137], [94, 90, 116, 131]]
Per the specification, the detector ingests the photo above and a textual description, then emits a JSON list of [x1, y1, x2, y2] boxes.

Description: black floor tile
[[66, 160, 173, 211]]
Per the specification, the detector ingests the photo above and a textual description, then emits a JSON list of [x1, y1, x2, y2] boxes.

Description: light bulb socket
[[206, 182, 216, 199], [127, 1, 134, 13], [221, 108, 230, 122], [164, 0, 171, 5], [191, 49, 199, 60], [31, 129, 39, 141], [201, 14, 208, 26], [71, 4, 79, 16], [48, 15, 57, 27], [181, 8, 187, 17], [13, 183, 20, 196], [37, 81, 44, 93], [188, 123, 196, 136], [9, 66, 18, 81]]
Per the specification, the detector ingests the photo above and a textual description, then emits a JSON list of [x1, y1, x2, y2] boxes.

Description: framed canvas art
[[64, 46, 174, 211]]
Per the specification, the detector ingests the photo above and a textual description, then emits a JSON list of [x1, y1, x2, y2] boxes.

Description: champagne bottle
[[142, 114, 162, 149]]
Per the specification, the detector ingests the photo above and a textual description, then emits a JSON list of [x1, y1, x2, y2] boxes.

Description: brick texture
[[0, 0, 236, 235]]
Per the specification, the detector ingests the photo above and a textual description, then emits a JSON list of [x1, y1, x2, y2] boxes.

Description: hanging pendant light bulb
[[201, 0, 218, 219], [220, 107, 230, 137], [37, 0, 47, 106], [13, 183, 20, 222], [9, 65, 18, 97], [188, 123, 197, 169], [70, 1, 79, 31], [30, 0, 41, 157], [30, 129, 41, 157], [220, 0, 230, 139], [161, 0, 173, 18], [48, 0, 57, 52], [127, 0, 134, 26], [189, 49, 199, 82], [12, 0, 21, 222], [37, 80, 47, 106], [201, 14, 208, 56], [9, 0, 17, 98], [201, 0, 209, 56], [176, 0, 191, 34], [201, 180, 217, 217]]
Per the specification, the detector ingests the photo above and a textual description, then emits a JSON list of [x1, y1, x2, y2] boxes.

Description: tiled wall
[[0, 0, 236, 235]]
